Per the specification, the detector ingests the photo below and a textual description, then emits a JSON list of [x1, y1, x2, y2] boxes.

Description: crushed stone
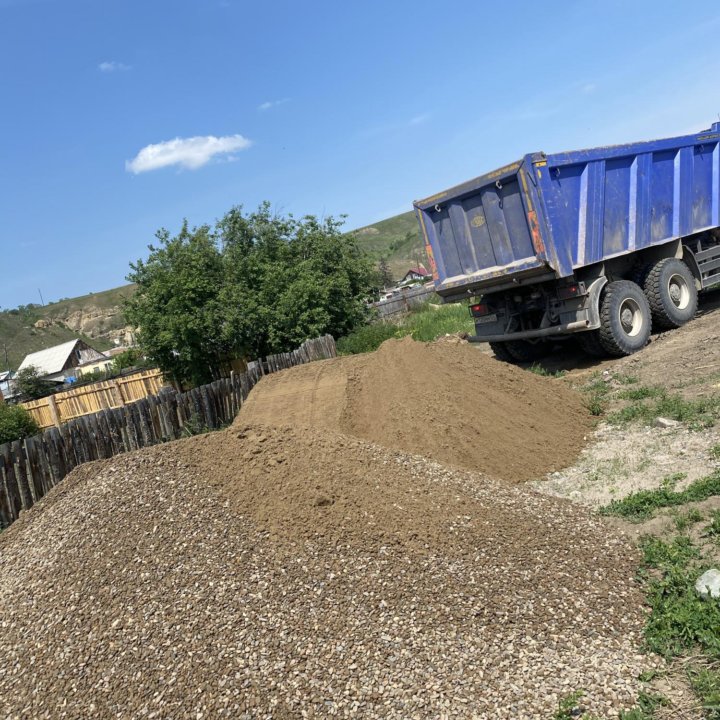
[[0, 424, 655, 719]]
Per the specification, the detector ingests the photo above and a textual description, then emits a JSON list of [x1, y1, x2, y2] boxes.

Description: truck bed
[[414, 122, 720, 297]]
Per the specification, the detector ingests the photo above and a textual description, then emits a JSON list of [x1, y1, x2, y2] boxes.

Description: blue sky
[[1, 0, 719, 308]]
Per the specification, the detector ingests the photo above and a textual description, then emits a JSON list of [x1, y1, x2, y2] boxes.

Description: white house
[[17, 339, 108, 383]]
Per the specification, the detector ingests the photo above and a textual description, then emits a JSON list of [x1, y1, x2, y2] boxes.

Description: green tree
[[125, 204, 377, 386], [220, 204, 377, 357], [378, 258, 394, 289], [111, 347, 145, 374], [14, 365, 54, 400], [0, 404, 40, 444], [124, 221, 227, 387]]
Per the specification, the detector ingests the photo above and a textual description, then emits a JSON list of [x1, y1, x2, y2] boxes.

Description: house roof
[[17, 339, 83, 376], [404, 265, 430, 277]]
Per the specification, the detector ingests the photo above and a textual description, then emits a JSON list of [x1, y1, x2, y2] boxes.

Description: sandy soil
[[238, 336, 592, 482]]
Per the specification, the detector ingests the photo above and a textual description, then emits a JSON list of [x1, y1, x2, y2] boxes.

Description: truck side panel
[[535, 130, 720, 274]]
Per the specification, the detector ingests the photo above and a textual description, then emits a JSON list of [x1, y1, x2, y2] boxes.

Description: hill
[[350, 210, 427, 282], [0, 286, 135, 371], [0, 211, 425, 371]]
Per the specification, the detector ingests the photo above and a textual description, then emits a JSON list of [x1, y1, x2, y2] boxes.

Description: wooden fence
[[371, 284, 436, 318], [21, 369, 167, 430], [0, 335, 337, 528]]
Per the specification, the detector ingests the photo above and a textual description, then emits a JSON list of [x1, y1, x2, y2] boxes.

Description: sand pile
[[0, 425, 653, 719], [238, 336, 591, 481]]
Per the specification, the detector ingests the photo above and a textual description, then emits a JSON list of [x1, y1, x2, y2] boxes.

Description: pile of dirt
[[238, 336, 592, 481], [0, 426, 654, 719]]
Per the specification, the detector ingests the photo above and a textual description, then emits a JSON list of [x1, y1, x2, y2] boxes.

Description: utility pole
[[38, 288, 45, 306]]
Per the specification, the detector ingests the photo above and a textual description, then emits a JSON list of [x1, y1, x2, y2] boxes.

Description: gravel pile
[[0, 424, 655, 719]]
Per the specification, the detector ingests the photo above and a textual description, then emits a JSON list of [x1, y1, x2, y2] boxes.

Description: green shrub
[[0, 404, 40, 445], [401, 302, 474, 341], [336, 323, 399, 355]]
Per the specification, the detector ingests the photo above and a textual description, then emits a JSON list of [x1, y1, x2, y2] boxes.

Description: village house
[[399, 264, 432, 286], [17, 339, 108, 384]]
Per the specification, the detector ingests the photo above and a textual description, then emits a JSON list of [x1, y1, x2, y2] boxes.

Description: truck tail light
[[558, 282, 586, 300], [470, 302, 490, 317]]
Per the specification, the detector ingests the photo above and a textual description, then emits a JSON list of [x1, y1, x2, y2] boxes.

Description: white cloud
[[581, 83, 597, 95], [258, 98, 289, 111], [126, 134, 252, 174], [99, 60, 131, 73], [409, 113, 430, 125]]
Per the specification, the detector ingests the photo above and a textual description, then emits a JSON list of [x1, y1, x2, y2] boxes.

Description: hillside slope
[[0, 286, 134, 370], [350, 211, 427, 281]]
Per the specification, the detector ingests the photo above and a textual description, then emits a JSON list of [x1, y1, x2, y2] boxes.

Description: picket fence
[[22, 369, 167, 430], [0, 335, 337, 528]]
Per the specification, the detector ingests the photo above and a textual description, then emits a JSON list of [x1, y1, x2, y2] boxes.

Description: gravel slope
[[0, 425, 654, 719]]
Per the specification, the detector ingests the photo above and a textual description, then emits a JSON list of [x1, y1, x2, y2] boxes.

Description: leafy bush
[[112, 347, 145, 373], [337, 323, 398, 355], [125, 204, 378, 386], [0, 404, 40, 445], [14, 365, 54, 400]]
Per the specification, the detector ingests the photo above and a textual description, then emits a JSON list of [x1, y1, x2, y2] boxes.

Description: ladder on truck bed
[[697, 245, 720, 288]]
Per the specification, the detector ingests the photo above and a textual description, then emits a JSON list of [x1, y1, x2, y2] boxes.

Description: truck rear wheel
[[577, 330, 607, 358], [489, 342, 515, 362], [505, 340, 548, 362], [643, 258, 698, 329], [599, 280, 652, 356]]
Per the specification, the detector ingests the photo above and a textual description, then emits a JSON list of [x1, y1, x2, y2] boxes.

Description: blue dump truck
[[413, 122, 720, 361]]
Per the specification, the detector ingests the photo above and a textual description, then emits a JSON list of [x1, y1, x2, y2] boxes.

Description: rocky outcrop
[[47, 306, 135, 345]]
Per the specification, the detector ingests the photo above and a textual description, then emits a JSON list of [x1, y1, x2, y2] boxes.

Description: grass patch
[[673, 507, 705, 532], [528, 363, 567, 378], [711, 444, 720, 460], [609, 390, 720, 430], [687, 666, 720, 719], [619, 386, 666, 401], [337, 323, 399, 355], [639, 535, 720, 659], [553, 690, 587, 719], [337, 302, 473, 355], [401, 302, 474, 341], [618, 692, 668, 719], [704, 510, 720, 542], [582, 375, 612, 416], [599, 471, 720, 521]]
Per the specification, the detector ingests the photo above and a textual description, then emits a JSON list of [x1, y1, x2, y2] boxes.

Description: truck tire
[[643, 258, 698, 329], [599, 280, 651, 356], [630, 262, 650, 288], [577, 330, 607, 358], [489, 342, 515, 362], [505, 340, 548, 362]]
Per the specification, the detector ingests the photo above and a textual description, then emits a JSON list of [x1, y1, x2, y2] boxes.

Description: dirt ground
[[239, 336, 592, 482], [0, 293, 718, 719], [531, 288, 720, 507]]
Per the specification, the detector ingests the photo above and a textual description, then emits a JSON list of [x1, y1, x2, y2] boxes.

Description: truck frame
[[413, 122, 720, 360]]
